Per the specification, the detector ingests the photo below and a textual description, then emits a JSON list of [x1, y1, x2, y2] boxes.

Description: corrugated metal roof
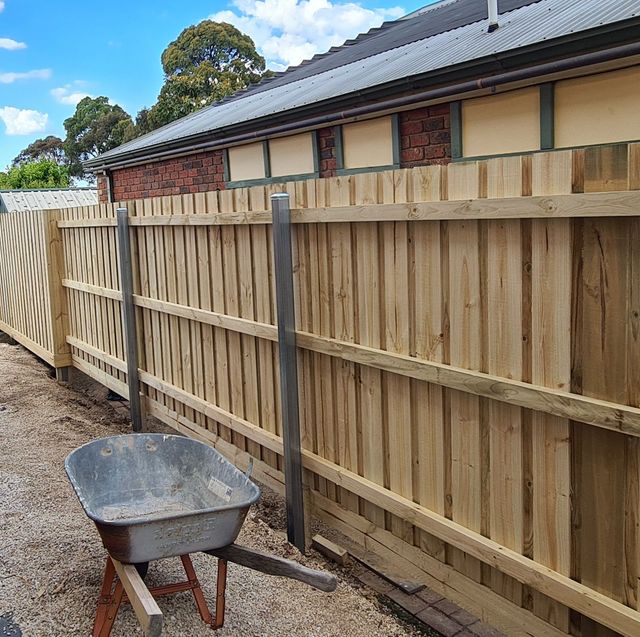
[[96, 0, 640, 162], [0, 189, 98, 213], [223, 0, 535, 98]]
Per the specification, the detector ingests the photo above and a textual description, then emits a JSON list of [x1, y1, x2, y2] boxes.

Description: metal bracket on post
[[271, 193, 306, 553], [116, 207, 143, 433]]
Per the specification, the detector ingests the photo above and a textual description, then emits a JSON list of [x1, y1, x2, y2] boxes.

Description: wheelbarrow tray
[[65, 434, 260, 563]]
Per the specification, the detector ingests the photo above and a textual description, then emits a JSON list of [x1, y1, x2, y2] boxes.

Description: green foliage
[[63, 96, 135, 178], [0, 159, 70, 189], [13, 136, 66, 167], [136, 21, 270, 134]]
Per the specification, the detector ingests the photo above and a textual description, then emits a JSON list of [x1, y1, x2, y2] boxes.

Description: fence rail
[[3, 142, 640, 637]]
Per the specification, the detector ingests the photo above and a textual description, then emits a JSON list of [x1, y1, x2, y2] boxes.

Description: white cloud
[[0, 68, 51, 83], [0, 38, 26, 50], [51, 84, 93, 105], [0, 2, 5, 12], [0, 106, 48, 135], [210, 0, 404, 70]]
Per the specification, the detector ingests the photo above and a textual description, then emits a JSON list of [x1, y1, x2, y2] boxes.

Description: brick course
[[317, 126, 338, 178], [106, 150, 226, 203], [97, 174, 109, 203], [398, 104, 452, 168]]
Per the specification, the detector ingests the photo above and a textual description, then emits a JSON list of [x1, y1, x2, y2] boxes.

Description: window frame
[[452, 70, 640, 162], [336, 114, 401, 176], [225, 133, 320, 189]]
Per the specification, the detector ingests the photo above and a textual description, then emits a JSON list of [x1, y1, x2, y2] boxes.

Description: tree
[[0, 159, 69, 189], [63, 96, 135, 180], [138, 21, 269, 133], [13, 136, 66, 167]]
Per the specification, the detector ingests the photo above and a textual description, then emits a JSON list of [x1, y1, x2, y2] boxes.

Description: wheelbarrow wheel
[[134, 562, 149, 580]]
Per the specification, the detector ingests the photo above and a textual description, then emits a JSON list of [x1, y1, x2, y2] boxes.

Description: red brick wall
[[98, 105, 452, 202], [107, 150, 226, 202], [399, 104, 451, 168], [318, 126, 337, 178], [97, 174, 109, 203]]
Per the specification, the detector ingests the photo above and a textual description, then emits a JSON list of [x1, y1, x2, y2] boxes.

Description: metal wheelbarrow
[[66, 434, 337, 636]]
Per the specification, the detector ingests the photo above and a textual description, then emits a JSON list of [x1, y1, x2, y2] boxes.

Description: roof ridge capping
[[247, 18, 402, 79]]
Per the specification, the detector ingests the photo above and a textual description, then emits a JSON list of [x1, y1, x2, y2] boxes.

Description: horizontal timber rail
[[57, 189, 640, 228], [63, 336, 640, 637], [0, 318, 71, 368], [63, 283, 640, 437]]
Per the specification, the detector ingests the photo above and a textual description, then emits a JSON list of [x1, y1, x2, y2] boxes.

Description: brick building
[[87, 0, 640, 201]]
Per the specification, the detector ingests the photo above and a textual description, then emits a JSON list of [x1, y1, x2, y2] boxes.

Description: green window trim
[[540, 83, 555, 150], [451, 138, 640, 164], [312, 129, 320, 174], [262, 141, 271, 179], [226, 172, 320, 189], [451, 101, 463, 159], [391, 113, 401, 167], [336, 164, 399, 177], [335, 125, 344, 171], [222, 148, 230, 182]]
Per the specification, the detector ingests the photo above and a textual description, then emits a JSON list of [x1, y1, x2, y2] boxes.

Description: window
[[226, 134, 317, 185], [554, 67, 640, 148], [228, 142, 265, 182], [269, 133, 315, 177], [461, 87, 540, 157], [342, 116, 395, 169]]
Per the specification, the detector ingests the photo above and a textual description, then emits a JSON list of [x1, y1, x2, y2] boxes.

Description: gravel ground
[[0, 342, 417, 637]]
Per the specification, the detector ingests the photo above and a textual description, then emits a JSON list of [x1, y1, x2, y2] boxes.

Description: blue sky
[[0, 0, 431, 171]]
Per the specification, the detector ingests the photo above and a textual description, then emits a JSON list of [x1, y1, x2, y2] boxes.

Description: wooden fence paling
[[0, 209, 70, 369], [5, 143, 640, 636]]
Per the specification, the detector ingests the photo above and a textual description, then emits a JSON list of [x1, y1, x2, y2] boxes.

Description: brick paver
[[386, 588, 429, 615], [417, 607, 464, 637], [355, 563, 507, 637]]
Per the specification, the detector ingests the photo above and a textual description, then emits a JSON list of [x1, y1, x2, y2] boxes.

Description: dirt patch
[[0, 343, 417, 636]]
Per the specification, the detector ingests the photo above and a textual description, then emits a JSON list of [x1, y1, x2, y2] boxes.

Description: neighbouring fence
[[3, 142, 640, 636], [0, 209, 69, 367]]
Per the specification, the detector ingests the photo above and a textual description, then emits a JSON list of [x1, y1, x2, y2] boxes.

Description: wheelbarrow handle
[[204, 544, 338, 592]]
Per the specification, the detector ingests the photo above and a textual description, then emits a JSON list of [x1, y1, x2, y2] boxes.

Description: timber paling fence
[[1, 142, 640, 636]]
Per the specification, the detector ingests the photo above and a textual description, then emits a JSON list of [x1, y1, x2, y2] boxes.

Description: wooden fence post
[[271, 193, 306, 552], [44, 210, 71, 381], [116, 207, 143, 432]]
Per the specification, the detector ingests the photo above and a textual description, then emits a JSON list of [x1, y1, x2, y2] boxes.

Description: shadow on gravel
[[0, 613, 22, 637]]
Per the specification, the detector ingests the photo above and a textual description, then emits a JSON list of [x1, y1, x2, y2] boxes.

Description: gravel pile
[[0, 343, 416, 636]]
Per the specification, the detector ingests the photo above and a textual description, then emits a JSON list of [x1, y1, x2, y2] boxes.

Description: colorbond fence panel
[[3, 142, 640, 636]]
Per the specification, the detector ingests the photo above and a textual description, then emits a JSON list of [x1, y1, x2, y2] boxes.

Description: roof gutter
[[87, 40, 640, 172]]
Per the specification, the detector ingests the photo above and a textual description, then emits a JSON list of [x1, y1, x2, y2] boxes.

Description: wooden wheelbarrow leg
[[110, 557, 163, 637]]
